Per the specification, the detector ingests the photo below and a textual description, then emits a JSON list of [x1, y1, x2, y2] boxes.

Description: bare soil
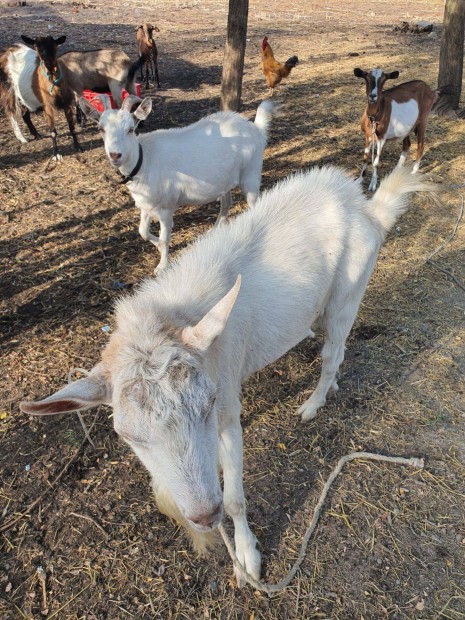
[[1, 1, 464, 619]]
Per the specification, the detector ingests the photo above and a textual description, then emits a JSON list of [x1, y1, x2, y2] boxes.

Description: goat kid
[[79, 95, 274, 274], [0, 35, 82, 159], [354, 67, 439, 191], [20, 165, 437, 586], [135, 23, 160, 88]]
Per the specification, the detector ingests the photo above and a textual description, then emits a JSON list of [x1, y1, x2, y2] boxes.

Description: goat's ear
[[386, 70, 399, 80], [133, 97, 152, 121], [181, 276, 241, 354], [78, 97, 102, 123], [54, 35, 66, 46], [20, 366, 111, 416], [353, 68, 367, 79], [21, 35, 35, 46]]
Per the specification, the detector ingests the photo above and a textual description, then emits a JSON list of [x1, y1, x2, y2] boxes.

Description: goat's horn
[[121, 95, 142, 112]]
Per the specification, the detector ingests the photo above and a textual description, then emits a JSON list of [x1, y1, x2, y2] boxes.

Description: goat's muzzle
[[186, 503, 223, 532], [109, 152, 123, 166]]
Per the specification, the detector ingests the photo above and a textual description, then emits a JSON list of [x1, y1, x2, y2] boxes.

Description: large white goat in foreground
[[79, 96, 275, 273], [20, 165, 435, 586]]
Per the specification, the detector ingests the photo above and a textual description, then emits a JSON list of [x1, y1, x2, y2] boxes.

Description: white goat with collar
[[80, 96, 275, 274]]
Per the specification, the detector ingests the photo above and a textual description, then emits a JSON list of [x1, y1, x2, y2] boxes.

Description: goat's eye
[[128, 128, 135, 134]]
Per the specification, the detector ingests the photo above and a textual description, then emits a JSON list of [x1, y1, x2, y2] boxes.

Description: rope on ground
[[219, 451, 424, 593]]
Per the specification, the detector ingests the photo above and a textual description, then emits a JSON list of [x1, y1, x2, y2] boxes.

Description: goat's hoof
[[234, 545, 261, 588], [32, 133, 42, 141], [52, 154, 63, 162], [298, 398, 323, 423]]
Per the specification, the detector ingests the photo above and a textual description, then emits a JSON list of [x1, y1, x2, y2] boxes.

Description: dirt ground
[[1, 0, 465, 618]]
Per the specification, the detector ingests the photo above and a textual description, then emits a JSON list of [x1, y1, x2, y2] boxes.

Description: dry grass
[[1, 0, 465, 618]]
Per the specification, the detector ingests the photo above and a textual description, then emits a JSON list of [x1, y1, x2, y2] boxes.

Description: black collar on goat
[[118, 143, 144, 184]]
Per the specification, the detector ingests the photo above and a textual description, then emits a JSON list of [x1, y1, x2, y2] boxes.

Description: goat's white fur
[[6, 44, 42, 141], [79, 97, 274, 273], [20, 164, 436, 586]]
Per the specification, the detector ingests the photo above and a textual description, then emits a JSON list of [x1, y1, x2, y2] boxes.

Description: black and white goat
[[0, 35, 82, 159], [354, 67, 444, 191]]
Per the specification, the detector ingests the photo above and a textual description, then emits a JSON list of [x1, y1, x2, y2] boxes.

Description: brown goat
[[135, 23, 160, 88], [0, 35, 82, 159]]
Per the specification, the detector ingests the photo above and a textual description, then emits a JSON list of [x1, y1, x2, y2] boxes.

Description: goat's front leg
[[43, 105, 62, 161], [368, 137, 385, 192], [153, 210, 173, 274], [219, 400, 261, 587], [138, 209, 160, 247], [359, 134, 371, 179], [215, 191, 232, 227], [64, 105, 83, 152]]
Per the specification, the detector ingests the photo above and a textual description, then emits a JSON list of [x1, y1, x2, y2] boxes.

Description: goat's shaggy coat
[[20, 165, 436, 586]]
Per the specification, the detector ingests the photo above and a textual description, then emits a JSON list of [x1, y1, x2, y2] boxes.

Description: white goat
[[79, 96, 275, 273], [20, 165, 436, 586]]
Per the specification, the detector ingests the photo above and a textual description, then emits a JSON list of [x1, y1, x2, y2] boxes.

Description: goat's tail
[[126, 56, 145, 93], [254, 99, 275, 141], [367, 166, 440, 239]]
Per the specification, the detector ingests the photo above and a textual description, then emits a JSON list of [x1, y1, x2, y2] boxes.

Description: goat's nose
[[187, 504, 223, 529], [109, 152, 122, 161]]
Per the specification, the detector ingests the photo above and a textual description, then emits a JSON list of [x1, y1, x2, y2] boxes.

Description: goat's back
[[121, 167, 381, 378], [59, 49, 132, 91]]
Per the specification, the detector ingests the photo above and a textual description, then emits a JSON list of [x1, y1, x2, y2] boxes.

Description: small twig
[[69, 511, 108, 539], [219, 451, 424, 593], [36, 566, 48, 616], [427, 260, 465, 293], [425, 192, 464, 262]]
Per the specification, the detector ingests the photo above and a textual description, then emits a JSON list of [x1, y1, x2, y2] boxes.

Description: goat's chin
[[186, 519, 221, 533]]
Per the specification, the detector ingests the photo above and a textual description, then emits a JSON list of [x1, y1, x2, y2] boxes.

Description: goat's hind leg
[[298, 297, 361, 423], [153, 211, 173, 274], [22, 106, 41, 140], [397, 135, 411, 168], [215, 191, 232, 227]]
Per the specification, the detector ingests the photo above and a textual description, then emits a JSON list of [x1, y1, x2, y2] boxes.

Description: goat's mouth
[[186, 506, 224, 532]]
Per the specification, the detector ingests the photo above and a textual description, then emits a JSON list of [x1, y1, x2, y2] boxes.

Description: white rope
[[67, 368, 95, 449], [219, 451, 424, 593]]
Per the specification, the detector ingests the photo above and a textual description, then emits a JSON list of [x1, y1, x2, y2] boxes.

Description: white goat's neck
[[119, 137, 142, 179]]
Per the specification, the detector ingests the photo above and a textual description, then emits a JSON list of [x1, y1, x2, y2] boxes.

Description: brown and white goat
[[354, 67, 439, 191], [135, 23, 160, 88], [0, 35, 82, 159]]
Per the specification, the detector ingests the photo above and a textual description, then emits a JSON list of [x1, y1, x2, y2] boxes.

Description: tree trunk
[[436, 0, 465, 116], [220, 0, 249, 112]]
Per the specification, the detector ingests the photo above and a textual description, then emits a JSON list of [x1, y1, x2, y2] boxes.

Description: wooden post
[[220, 0, 249, 112], [436, 0, 465, 115]]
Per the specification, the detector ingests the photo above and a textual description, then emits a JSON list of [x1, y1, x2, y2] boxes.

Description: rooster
[[260, 36, 298, 95]]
